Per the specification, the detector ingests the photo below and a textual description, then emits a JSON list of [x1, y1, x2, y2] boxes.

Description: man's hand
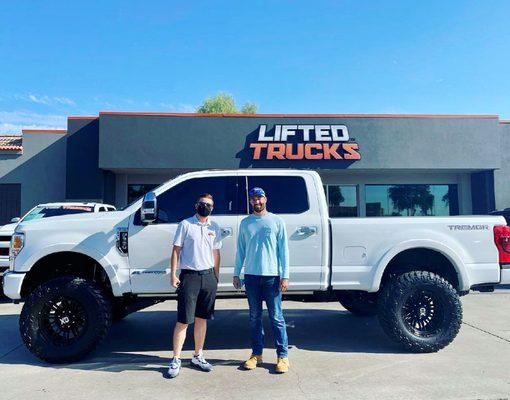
[[233, 276, 241, 290], [171, 274, 180, 288], [280, 278, 289, 293]]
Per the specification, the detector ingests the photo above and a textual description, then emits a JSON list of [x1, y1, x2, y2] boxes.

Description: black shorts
[[176, 268, 218, 324]]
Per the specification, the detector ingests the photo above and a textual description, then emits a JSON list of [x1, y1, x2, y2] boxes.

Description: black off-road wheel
[[19, 276, 112, 363], [337, 291, 378, 316], [377, 271, 462, 353]]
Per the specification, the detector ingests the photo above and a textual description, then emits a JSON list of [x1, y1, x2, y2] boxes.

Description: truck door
[[240, 174, 324, 290], [128, 175, 242, 293]]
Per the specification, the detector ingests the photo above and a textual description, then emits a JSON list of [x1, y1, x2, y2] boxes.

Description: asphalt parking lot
[[1, 290, 509, 400]]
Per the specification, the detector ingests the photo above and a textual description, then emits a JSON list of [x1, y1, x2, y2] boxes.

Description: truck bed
[[329, 215, 507, 292]]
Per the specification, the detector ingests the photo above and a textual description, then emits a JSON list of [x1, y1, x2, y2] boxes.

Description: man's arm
[[213, 249, 220, 280], [277, 218, 290, 292], [170, 245, 181, 288], [212, 223, 222, 280], [234, 223, 246, 277], [170, 221, 185, 288], [233, 222, 246, 289]]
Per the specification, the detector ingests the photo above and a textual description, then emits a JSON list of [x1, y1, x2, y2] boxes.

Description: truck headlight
[[10, 233, 25, 261]]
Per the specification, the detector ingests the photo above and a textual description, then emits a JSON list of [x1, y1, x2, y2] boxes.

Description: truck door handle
[[296, 226, 317, 235], [220, 227, 233, 238]]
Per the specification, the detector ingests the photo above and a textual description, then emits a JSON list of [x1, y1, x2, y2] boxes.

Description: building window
[[365, 184, 458, 217], [128, 184, 159, 205], [323, 185, 358, 217]]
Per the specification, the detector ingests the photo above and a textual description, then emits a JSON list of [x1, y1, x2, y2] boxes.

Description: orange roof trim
[[98, 111, 499, 119], [68, 116, 99, 120], [22, 129, 67, 134]]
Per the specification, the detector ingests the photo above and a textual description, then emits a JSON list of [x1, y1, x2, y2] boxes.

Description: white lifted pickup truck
[[4, 170, 510, 363], [0, 202, 116, 296]]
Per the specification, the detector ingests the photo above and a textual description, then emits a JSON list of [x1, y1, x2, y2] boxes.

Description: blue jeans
[[244, 274, 288, 358]]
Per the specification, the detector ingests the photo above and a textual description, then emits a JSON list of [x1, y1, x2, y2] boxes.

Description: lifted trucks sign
[[249, 124, 361, 161]]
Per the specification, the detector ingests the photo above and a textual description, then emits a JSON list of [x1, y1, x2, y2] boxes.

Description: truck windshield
[[22, 206, 94, 221]]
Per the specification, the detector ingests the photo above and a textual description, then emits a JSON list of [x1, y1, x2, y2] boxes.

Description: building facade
[[0, 112, 509, 224]]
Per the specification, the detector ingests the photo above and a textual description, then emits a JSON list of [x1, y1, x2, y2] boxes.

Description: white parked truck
[[0, 202, 116, 296], [3, 170, 510, 363]]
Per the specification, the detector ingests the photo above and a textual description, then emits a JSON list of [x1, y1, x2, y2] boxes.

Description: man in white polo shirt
[[167, 193, 222, 378]]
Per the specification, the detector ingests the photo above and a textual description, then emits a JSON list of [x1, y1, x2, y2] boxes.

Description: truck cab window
[[245, 176, 309, 214], [138, 176, 240, 224]]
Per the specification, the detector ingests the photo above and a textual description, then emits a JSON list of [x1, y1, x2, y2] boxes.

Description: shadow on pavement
[[0, 307, 404, 371]]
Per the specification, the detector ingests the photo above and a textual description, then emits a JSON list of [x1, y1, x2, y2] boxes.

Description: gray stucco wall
[[98, 115, 501, 171], [494, 123, 510, 210], [1, 114, 503, 216], [66, 118, 105, 201], [0, 132, 67, 214]]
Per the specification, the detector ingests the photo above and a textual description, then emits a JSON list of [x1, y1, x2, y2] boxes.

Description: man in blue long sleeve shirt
[[233, 187, 290, 373]]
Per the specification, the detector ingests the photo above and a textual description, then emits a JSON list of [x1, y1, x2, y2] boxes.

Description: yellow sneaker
[[275, 357, 289, 373], [243, 354, 262, 370]]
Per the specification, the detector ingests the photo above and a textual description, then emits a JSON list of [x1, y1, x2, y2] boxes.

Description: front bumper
[[0, 267, 8, 296], [2, 271, 25, 300], [0, 256, 9, 268]]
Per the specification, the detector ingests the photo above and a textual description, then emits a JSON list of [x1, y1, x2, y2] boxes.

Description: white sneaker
[[168, 357, 181, 378], [191, 354, 213, 372]]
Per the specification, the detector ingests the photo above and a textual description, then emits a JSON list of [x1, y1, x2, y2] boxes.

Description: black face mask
[[196, 202, 213, 217]]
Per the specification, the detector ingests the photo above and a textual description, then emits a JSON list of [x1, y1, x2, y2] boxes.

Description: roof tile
[[0, 135, 23, 151]]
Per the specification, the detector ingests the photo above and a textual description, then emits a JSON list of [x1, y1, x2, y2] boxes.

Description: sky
[[1, 0, 509, 133]]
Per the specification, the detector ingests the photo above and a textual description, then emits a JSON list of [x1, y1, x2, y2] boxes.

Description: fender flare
[[370, 239, 469, 292], [22, 243, 124, 296]]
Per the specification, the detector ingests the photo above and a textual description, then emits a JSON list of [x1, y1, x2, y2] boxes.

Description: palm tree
[[388, 185, 435, 216]]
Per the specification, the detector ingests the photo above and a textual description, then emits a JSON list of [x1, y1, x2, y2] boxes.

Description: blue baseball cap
[[249, 187, 266, 198]]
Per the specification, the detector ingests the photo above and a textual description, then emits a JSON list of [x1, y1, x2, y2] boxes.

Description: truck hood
[[0, 223, 17, 235], [15, 211, 127, 233]]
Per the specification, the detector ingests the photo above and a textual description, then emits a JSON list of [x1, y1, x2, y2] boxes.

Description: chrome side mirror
[[10, 217, 20, 223], [141, 192, 157, 224]]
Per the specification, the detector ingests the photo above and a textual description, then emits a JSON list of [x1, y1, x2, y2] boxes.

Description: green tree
[[241, 102, 258, 114], [196, 92, 257, 114]]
